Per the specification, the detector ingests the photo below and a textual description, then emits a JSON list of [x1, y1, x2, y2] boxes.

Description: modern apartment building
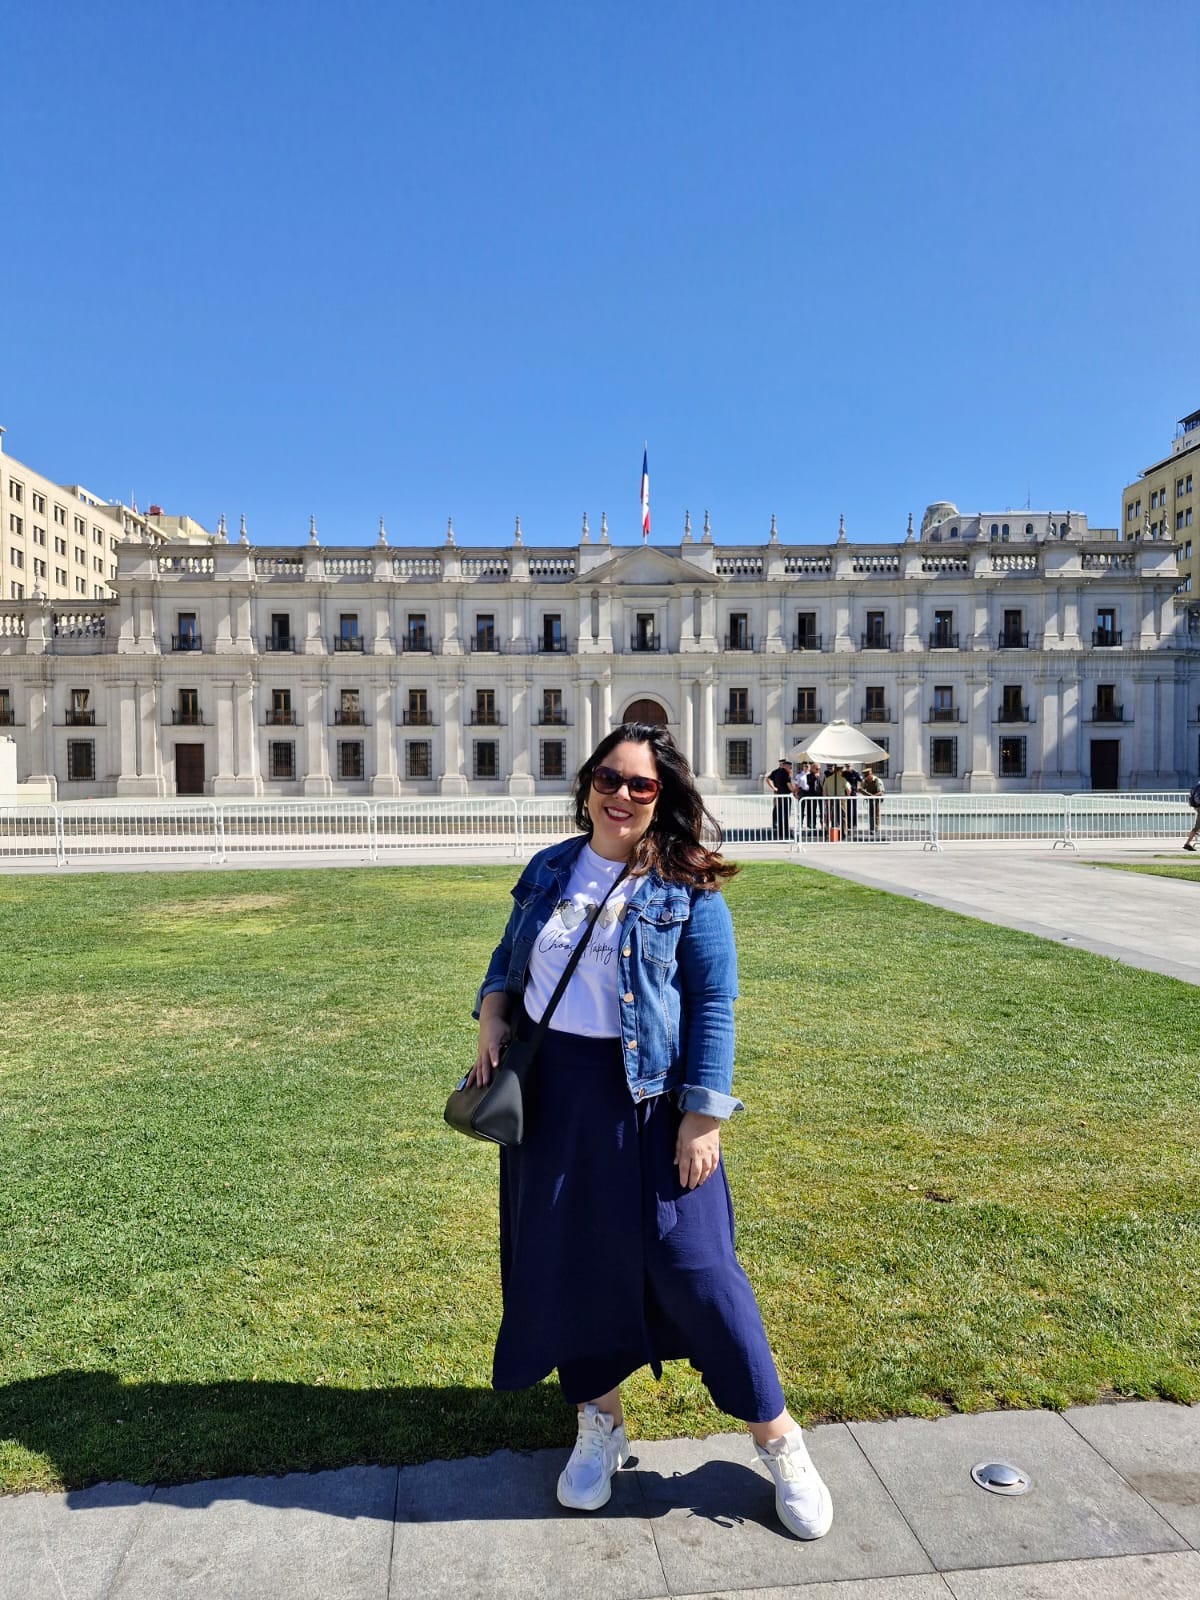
[[0, 505, 1195, 799], [0, 427, 214, 604], [1121, 407, 1199, 600]]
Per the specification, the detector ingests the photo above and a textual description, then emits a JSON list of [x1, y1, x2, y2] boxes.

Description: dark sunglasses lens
[[592, 766, 659, 803], [592, 766, 620, 795], [627, 777, 659, 799]]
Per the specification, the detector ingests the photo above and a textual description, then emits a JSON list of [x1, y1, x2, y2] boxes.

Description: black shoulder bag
[[444, 866, 629, 1146]]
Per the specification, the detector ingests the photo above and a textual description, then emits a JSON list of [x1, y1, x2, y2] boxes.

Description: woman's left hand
[[675, 1111, 721, 1189]]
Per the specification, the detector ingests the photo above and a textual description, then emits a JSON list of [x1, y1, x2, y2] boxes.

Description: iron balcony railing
[[1092, 705, 1125, 722], [265, 710, 297, 725], [997, 707, 1030, 722], [171, 634, 202, 652], [66, 710, 96, 725], [998, 631, 1030, 648], [401, 634, 432, 652], [0, 710, 15, 725], [630, 634, 661, 652], [861, 704, 891, 722], [264, 635, 297, 652], [928, 631, 960, 649], [334, 636, 365, 653], [402, 709, 433, 725], [723, 710, 757, 724], [468, 711, 503, 725], [171, 710, 203, 725], [1092, 629, 1123, 647], [470, 636, 500, 653], [536, 711, 569, 725], [792, 633, 823, 651], [789, 707, 822, 724], [724, 634, 755, 651], [861, 632, 891, 650], [928, 707, 963, 722], [334, 709, 366, 725], [538, 637, 569, 653]]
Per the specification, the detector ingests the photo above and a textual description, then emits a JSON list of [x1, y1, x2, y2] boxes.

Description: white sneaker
[[754, 1426, 834, 1539], [556, 1404, 631, 1511]]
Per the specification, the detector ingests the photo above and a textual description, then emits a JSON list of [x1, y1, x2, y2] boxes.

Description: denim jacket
[[473, 834, 743, 1119]]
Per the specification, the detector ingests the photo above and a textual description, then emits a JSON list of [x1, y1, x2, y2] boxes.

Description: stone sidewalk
[[4, 1402, 1199, 1599], [797, 844, 1200, 987]]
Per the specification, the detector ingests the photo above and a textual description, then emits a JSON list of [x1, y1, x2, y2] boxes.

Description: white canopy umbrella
[[790, 719, 890, 765]]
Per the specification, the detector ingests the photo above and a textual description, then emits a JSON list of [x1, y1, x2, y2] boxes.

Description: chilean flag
[[640, 447, 650, 540]]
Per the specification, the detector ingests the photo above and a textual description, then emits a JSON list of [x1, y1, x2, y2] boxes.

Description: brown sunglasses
[[591, 764, 661, 804]]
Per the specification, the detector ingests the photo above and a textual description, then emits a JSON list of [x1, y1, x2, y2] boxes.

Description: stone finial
[[217, 513, 228, 543], [31, 583, 45, 602], [682, 509, 691, 542], [769, 512, 778, 543], [702, 509, 712, 544], [307, 514, 318, 547], [600, 511, 609, 544], [513, 514, 523, 546], [581, 511, 590, 543], [837, 513, 847, 543], [906, 511, 914, 541], [377, 516, 388, 547], [445, 516, 455, 546], [239, 513, 249, 546]]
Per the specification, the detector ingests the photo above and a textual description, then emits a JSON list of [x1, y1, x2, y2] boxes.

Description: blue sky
[[2, 1, 1196, 548]]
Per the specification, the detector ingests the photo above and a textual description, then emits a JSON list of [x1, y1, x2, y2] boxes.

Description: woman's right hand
[[467, 997, 511, 1088]]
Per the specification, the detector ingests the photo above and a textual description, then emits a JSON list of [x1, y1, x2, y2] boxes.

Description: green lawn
[[1099, 859, 1200, 884], [1, 862, 1198, 1493]]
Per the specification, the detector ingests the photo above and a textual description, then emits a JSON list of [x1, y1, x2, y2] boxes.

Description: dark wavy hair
[[573, 722, 737, 888]]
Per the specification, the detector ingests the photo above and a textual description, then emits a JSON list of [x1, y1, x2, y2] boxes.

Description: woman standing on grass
[[465, 722, 832, 1539]]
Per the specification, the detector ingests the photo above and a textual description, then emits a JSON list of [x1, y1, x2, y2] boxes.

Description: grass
[[1, 862, 1198, 1493], [1098, 858, 1200, 884]]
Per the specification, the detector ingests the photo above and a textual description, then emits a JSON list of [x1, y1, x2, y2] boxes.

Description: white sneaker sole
[[556, 1441, 631, 1511], [774, 1479, 834, 1540]]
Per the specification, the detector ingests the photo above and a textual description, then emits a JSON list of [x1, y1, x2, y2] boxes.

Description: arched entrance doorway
[[622, 697, 668, 727]]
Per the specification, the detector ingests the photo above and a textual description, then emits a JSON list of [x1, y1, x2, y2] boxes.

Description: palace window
[[473, 740, 499, 779], [269, 741, 296, 780], [540, 740, 566, 778], [406, 740, 432, 779], [998, 736, 1027, 778], [929, 737, 958, 777], [67, 740, 96, 781], [337, 740, 365, 780]]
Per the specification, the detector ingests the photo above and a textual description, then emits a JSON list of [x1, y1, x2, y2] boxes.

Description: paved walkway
[[796, 843, 1200, 987], [4, 1402, 1199, 1598], [5, 844, 1198, 1598]]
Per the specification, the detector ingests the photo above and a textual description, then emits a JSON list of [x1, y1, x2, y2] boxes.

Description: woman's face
[[586, 739, 660, 861]]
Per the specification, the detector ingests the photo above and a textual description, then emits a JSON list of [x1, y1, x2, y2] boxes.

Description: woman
[[466, 723, 832, 1538]]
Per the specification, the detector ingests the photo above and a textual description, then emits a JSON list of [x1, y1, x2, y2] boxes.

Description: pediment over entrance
[[588, 547, 719, 587]]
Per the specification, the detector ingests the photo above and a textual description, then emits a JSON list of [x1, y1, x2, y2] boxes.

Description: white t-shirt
[[523, 845, 633, 1038]]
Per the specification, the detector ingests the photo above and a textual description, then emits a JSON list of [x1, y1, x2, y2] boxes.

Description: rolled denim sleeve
[[674, 888, 744, 1118]]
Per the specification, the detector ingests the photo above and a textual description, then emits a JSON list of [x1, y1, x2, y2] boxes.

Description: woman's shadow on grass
[[1, 1370, 778, 1531]]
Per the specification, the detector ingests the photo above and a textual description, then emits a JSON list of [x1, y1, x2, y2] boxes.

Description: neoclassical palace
[[1, 504, 1197, 798]]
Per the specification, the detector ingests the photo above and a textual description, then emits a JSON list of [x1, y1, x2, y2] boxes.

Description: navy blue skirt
[[493, 1021, 786, 1423]]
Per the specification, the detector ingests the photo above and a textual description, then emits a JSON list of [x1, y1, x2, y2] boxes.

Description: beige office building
[[1121, 407, 1199, 602], [0, 427, 214, 604]]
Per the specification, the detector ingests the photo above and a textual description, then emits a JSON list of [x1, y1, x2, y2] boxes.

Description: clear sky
[[2, 0, 1196, 548]]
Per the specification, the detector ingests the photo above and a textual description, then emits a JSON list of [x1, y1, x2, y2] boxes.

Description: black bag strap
[[522, 864, 630, 1058]]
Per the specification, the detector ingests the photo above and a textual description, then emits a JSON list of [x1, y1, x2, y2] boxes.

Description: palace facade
[[0, 506, 1197, 799]]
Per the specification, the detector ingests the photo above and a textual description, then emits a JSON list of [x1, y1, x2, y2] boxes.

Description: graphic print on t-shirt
[[523, 847, 633, 1037]]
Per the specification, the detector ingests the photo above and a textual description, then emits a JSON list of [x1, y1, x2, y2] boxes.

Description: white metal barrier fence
[[0, 793, 1193, 865]]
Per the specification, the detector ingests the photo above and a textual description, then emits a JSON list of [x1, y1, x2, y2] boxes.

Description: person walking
[[466, 722, 833, 1539], [765, 756, 794, 841], [1185, 777, 1200, 851]]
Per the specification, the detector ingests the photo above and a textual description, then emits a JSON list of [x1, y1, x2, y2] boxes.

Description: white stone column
[[509, 679, 533, 795], [235, 673, 260, 793], [681, 679, 695, 771], [699, 674, 716, 784], [212, 681, 238, 795], [600, 675, 613, 733], [370, 680, 398, 795], [439, 677, 467, 794], [303, 677, 331, 795], [580, 675, 594, 756]]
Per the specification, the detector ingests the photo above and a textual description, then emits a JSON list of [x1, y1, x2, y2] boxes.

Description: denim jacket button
[[626, 1040, 637, 1050], [636, 1087, 645, 1100], [622, 991, 634, 1003], [622, 946, 631, 958]]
